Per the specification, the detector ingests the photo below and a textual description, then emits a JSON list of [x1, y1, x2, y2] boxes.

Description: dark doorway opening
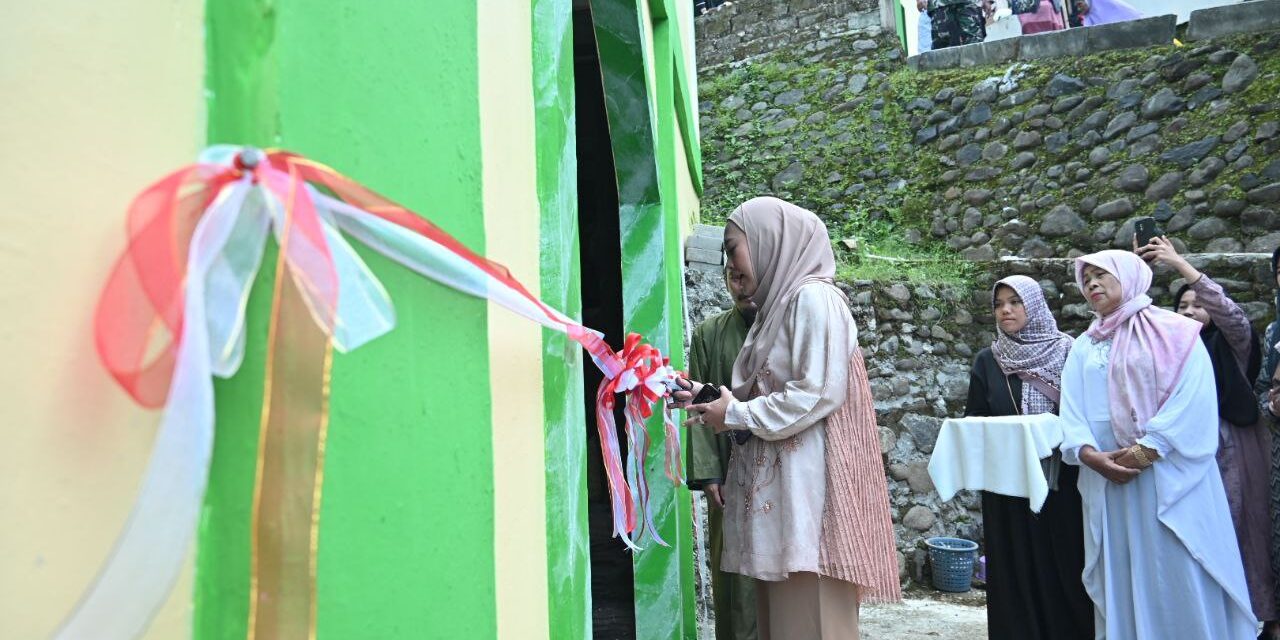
[[573, 3, 635, 639]]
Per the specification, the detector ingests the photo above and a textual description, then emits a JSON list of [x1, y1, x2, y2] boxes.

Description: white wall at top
[[1130, 0, 1241, 23], [902, 0, 1250, 57]]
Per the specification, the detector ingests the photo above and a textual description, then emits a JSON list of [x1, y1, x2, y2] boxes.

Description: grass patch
[[837, 247, 977, 286]]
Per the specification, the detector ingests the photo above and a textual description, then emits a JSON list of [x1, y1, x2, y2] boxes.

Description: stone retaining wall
[[912, 39, 1280, 263], [699, 28, 1280, 268], [695, 0, 884, 72]]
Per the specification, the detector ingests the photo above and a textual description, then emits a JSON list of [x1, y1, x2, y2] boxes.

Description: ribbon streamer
[[62, 146, 685, 639]]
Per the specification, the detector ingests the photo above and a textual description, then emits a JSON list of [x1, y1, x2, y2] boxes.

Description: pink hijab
[[728, 197, 839, 400], [1075, 250, 1202, 448]]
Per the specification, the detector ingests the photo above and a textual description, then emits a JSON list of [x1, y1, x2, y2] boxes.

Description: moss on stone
[[698, 29, 1280, 285]]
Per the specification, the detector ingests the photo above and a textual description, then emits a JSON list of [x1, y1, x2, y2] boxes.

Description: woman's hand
[[670, 378, 703, 408], [1135, 236, 1200, 283], [1268, 387, 1280, 417], [1079, 446, 1141, 484], [704, 482, 726, 510], [684, 386, 734, 433]]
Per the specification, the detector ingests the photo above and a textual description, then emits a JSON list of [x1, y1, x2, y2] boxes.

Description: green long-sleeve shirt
[[686, 308, 749, 487]]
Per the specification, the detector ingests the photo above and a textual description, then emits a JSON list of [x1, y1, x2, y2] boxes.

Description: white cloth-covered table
[[927, 414, 1064, 512]]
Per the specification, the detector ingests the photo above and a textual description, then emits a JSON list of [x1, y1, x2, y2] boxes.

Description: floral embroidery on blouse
[[736, 440, 785, 518], [1087, 337, 1112, 371], [783, 435, 802, 452]]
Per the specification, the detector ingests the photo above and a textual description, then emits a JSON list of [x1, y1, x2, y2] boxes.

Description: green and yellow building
[[1, 1, 704, 638]]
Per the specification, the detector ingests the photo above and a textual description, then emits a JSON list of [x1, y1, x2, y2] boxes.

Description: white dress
[[1059, 335, 1257, 639]]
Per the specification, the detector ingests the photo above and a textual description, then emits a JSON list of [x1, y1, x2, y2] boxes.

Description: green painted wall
[[590, 0, 697, 637], [196, 2, 279, 636], [198, 2, 496, 639], [666, 0, 703, 195], [649, 11, 700, 640], [532, 1, 593, 638]]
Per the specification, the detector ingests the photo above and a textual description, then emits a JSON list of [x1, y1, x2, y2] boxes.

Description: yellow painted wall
[[477, 2, 551, 638], [672, 0, 703, 236], [674, 126, 702, 232], [0, 2, 205, 638]]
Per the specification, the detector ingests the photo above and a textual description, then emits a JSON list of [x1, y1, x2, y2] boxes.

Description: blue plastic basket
[[925, 536, 978, 593]]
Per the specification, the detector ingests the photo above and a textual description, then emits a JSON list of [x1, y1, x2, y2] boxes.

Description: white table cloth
[[927, 413, 1064, 512]]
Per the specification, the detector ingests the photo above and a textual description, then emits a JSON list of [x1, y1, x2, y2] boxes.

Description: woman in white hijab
[[679, 197, 899, 639]]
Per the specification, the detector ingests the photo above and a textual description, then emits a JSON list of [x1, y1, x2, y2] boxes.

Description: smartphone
[[1133, 217, 1161, 249], [691, 384, 720, 405]]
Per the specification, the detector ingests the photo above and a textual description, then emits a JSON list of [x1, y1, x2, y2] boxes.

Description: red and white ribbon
[[66, 146, 684, 639]]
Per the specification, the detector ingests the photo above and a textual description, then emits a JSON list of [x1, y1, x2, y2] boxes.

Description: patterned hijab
[[990, 275, 1073, 414], [727, 197, 840, 400], [1075, 250, 1201, 448]]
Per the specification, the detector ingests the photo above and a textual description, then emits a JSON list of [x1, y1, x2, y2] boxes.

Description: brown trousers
[[756, 573, 860, 639]]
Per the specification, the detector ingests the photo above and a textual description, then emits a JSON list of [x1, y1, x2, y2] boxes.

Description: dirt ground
[[696, 587, 988, 639], [860, 589, 987, 640]]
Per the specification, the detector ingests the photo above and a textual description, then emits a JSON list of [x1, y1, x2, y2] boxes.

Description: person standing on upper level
[[925, 0, 993, 49]]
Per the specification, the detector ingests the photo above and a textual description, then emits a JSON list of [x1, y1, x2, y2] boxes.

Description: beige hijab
[[726, 197, 901, 602], [728, 197, 840, 400]]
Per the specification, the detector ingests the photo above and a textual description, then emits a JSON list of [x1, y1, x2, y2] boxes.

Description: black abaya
[[964, 347, 1094, 640]]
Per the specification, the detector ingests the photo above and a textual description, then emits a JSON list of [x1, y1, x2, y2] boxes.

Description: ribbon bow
[[64, 146, 685, 640], [594, 334, 686, 549]]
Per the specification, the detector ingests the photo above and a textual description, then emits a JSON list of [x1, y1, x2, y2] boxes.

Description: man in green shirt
[[688, 269, 757, 640]]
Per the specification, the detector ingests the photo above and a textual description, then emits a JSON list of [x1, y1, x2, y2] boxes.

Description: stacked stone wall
[[696, 0, 884, 72]]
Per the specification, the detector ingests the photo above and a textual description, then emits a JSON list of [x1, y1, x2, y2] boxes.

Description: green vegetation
[[698, 30, 1280, 285], [700, 41, 973, 284]]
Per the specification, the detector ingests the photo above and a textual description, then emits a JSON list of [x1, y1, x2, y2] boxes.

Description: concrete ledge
[[909, 42, 963, 70], [1019, 26, 1088, 60], [961, 36, 1020, 67], [1085, 14, 1176, 51], [909, 37, 1020, 70], [1187, 0, 1280, 41], [685, 233, 722, 253], [685, 223, 724, 268], [692, 223, 724, 238], [685, 246, 723, 265]]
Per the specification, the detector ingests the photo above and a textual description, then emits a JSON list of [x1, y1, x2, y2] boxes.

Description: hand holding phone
[[1133, 217, 1162, 250], [691, 383, 721, 406]]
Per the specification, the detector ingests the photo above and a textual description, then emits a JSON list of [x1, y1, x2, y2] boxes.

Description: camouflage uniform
[[928, 0, 987, 49]]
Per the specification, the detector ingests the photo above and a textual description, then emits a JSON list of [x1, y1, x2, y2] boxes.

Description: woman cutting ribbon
[[676, 197, 898, 639]]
